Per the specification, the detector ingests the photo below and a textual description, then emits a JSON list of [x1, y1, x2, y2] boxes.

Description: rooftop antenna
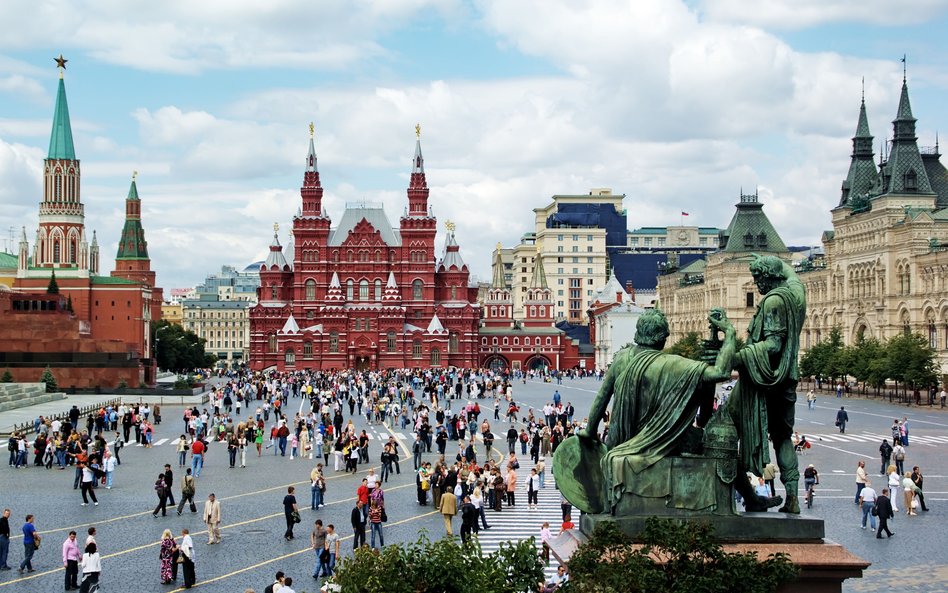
[[901, 54, 907, 82]]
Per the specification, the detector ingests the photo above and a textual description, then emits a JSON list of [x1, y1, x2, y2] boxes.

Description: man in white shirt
[[859, 482, 877, 530], [180, 528, 195, 588], [279, 575, 296, 593]]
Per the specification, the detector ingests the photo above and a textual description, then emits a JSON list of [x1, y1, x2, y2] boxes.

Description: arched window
[[270, 286, 278, 299], [346, 280, 354, 301], [303, 342, 313, 357], [412, 340, 422, 359], [430, 348, 441, 366], [412, 279, 423, 300], [538, 306, 545, 316], [449, 333, 458, 353], [329, 331, 339, 353], [513, 337, 519, 346], [525, 337, 531, 346], [267, 334, 277, 353], [530, 306, 536, 317], [450, 286, 457, 300], [359, 280, 369, 301], [285, 349, 295, 365], [375, 280, 382, 301], [360, 251, 368, 262], [305, 279, 316, 300], [546, 337, 552, 345], [387, 331, 397, 353], [929, 321, 937, 349], [347, 250, 353, 262], [69, 239, 77, 263], [53, 239, 61, 263], [490, 306, 497, 317]]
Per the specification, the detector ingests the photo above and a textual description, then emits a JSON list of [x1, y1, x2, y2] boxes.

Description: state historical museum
[[249, 128, 481, 370]]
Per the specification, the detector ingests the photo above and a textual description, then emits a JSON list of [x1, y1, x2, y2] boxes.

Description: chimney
[[625, 280, 636, 302]]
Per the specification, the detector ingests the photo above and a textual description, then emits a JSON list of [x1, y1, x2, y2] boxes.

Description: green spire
[[48, 77, 76, 160], [896, 78, 915, 123], [116, 178, 149, 260]]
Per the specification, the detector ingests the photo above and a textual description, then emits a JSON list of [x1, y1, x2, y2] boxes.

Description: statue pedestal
[[580, 511, 825, 543], [550, 512, 870, 593], [552, 519, 868, 593]]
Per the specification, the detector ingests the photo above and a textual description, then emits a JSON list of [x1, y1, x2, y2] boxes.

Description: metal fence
[[5, 397, 122, 437]]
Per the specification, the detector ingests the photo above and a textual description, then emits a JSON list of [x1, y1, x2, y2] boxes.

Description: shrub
[[40, 366, 58, 392]]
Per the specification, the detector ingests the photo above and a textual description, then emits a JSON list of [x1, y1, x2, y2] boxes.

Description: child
[[560, 514, 575, 532], [540, 522, 552, 565]]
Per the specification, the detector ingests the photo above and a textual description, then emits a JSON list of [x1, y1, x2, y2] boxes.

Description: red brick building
[[8, 65, 161, 386], [249, 129, 481, 370], [479, 248, 591, 372]]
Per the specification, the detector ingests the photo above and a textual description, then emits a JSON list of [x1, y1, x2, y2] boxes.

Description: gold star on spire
[[273, 222, 279, 234], [309, 122, 315, 138], [132, 170, 138, 181], [415, 123, 421, 139], [445, 220, 455, 232], [54, 54, 67, 78]]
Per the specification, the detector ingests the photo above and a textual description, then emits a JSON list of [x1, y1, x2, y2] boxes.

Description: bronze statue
[[558, 308, 737, 514], [727, 255, 806, 514]]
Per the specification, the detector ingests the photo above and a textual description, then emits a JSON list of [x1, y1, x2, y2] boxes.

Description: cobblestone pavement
[[0, 377, 945, 592]]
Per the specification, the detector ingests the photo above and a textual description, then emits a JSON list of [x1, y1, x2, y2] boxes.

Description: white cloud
[[697, 0, 948, 29], [0, 74, 47, 103], [0, 0, 465, 74]]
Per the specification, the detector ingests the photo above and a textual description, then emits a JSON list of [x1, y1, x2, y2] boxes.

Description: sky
[[1, 0, 948, 290]]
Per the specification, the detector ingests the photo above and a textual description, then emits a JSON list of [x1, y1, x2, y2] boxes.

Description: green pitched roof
[[48, 77, 76, 160], [719, 194, 787, 254], [116, 179, 149, 260], [839, 98, 877, 207], [0, 251, 17, 270], [91, 275, 139, 285], [878, 79, 933, 196]]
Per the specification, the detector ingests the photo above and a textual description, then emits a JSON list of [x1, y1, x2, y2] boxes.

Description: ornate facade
[[659, 74, 948, 373], [248, 129, 481, 371], [799, 74, 948, 371]]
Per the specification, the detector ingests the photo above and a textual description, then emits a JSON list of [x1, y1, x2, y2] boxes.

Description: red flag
[[681, 211, 689, 216]]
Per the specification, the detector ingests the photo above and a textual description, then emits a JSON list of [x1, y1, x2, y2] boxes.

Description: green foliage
[[1, 369, 13, 383], [883, 332, 939, 390], [46, 271, 59, 294], [565, 519, 798, 593], [66, 295, 74, 313], [151, 320, 208, 373], [799, 326, 844, 383], [116, 378, 129, 389], [665, 332, 704, 361], [39, 366, 57, 392], [333, 532, 544, 593]]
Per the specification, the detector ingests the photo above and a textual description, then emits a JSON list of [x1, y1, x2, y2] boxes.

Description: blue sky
[[1, 0, 947, 289]]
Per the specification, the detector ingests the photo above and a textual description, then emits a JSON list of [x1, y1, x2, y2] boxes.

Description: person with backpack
[[892, 442, 906, 476], [879, 439, 893, 476], [152, 474, 169, 517], [177, 469, 197, 515]]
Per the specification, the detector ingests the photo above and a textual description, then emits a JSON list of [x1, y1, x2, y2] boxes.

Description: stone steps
[[0, 383, 65, 413]]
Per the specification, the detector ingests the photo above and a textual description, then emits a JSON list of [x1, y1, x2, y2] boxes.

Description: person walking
[[459, 495, 477, 544], [311, 519, 328, 579], [368, 500, 384, 549], [506, 466, 518, 507], [204, 493, 222, 544], [62, 531, 81, 590], [439, 488, 457, 537], [887, 465, 901, 513], [875, 489, 895, 539], [78, 541, 100, 593], [0, 508, 11, 571], [177, 435, 188, 468], [191, 439, 205, 477], [879, 439, 893, 476], [350, 501, 366, 550], [858, 481, 877, 531], [835, 407, 849, 433], [179, 528, 196, 588], [527, 468, 540, 509], [159, 529, 175, 584], [163, 464, 177, 508], [854, 461, 868, 504], [153, 473, 169, 517], [324, 523, 340, 577], [18, 514, 38, 573], [471, 487, 490, 530], [310, 464, 326, 510], [892, 441, 906, 476], [911, 466, 930, 512], [283, 486, 299, 541], [79, 460, 99, 506], [177, 468, 197, 515], [806, 389, 816, 410]]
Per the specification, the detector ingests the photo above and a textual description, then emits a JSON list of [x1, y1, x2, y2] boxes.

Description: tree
[[46, 271, 59, 294], [665, 332, 703, 361], [799, 326, 844, 388], [1, 369, 13, 383], [842, 337, 885, 395], [151, 320, 209, 373], [39, 366, 57, 392], [332, 533, 543, 593], [566, 519, 797, 593], [883, 332, 938, 399]]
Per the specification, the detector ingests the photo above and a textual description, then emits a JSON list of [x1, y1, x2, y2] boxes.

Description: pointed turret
[[839, 91, 877, 207], [718, 190, 787, 253], [116, 176, 149, 260], [880, 70, 933, 195], [300, 123, 325, 217], [491, 245, 506, 289], [48, 77, 76, 160], [406, 124, 430, 217], [264, 225, 289, 270], [89, 230, 99, 275], [17, 226, 29, 272], [437, 229, 467, 272], [529, 258, 548, 289], [383, 271, 401, 302]]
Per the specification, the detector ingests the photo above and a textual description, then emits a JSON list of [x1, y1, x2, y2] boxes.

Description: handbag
[[291, 510, 302, 524], [381, 508, 388, 523], [32, 536, 41, 551], [911, 498, 919, 510]]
